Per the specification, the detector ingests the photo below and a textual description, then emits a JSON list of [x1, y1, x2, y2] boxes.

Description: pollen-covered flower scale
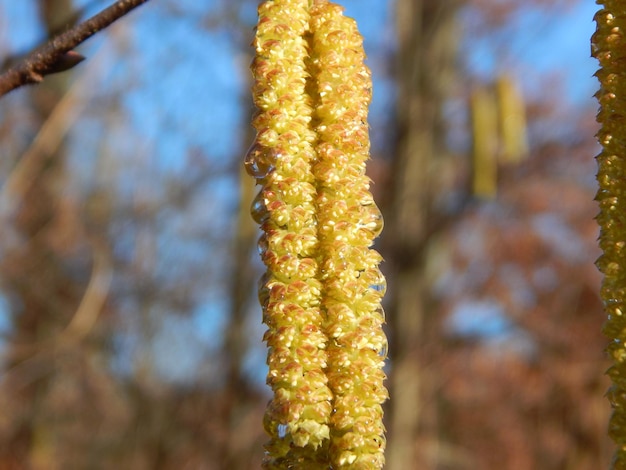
[[593, 1, 626, 463], [309, 2, 388, 468], [249, 0, 333, 467]]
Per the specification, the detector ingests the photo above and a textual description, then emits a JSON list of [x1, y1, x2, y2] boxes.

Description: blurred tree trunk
[[226, 164, 256, 395], [0, 1, 88, 467], [384, 1, 461, 469], [214, 7, 263, 465], [217, 160, 258, 469]]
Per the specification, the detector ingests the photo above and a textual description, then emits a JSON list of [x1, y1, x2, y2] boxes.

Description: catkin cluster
[[246, 0, 387, 468], [593, 1, 626, 465]]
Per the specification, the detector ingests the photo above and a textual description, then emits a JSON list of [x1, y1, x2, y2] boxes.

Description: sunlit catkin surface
[[593, 2, 626, 465], [248, 0, 387, 468], [309, 3, 387, 468]]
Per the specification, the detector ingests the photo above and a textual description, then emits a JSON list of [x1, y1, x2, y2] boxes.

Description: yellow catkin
[[495, 75, 528, 164], [249, 0, 332, 467], [249, 1, 387, 467], [593, 2, 626, 465], [309, 2, 387, 468], [470, 86, 498, 198]]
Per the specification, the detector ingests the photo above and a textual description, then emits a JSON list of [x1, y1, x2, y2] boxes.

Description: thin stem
[[0, 0, 151, 97]]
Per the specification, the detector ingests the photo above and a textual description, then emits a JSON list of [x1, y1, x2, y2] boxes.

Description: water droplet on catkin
[[251, 190, 270, 224], [277, 423, 288, 439], [359, 202, 384, 238], [368, 268, 387, 295], [378, 336, 388, 359], [375, 305, 386, 322], [257, 234, 269, 257], [244, 142, 278, 179], [257, 272, 273, 306]]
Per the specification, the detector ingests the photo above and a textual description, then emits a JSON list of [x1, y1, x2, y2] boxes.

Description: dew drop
[[251, 190, 270, 224], [368, 269, 387, 295], [591, 41, 600, 56], [359, 203, 384, 238], [257, 234, 269, 257], [258, 272, 272, 306], [258, 285, 269, 307], [378, 336, 388, 359], [244, 142, 279, 179], [277, 423, 289, 439], [375, 305, 386, 322], [370, 282, 386, 294]]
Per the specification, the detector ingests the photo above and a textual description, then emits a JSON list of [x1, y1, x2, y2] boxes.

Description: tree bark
[[384, 1, 460, 468], [0, 1, 85, 467]]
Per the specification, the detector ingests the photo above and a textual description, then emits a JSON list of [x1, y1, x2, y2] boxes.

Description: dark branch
[[0, 0, 151, 97]]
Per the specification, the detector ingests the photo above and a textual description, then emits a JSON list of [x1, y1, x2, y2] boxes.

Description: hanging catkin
[[247, 1, 387, 468], [593, 2, 626, 465]]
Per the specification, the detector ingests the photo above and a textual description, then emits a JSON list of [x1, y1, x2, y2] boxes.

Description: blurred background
[[0, 0, 610, 468]]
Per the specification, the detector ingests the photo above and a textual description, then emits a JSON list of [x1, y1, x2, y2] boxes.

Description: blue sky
[[462, 1, 599, 104], [0, 0, 598, 160], [0, 0, 604, 381]]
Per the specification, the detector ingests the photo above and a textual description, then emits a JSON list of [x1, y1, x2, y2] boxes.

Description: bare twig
[[0, 0, 151, 97], [60, 236, 113, 344], [0, 0, 104, 72]]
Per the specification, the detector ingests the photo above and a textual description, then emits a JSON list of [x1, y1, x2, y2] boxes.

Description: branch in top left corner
[[0, 0, 151, 98]]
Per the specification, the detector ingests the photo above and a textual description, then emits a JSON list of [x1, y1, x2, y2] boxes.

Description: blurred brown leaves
[[0, 0, 611, 469]]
